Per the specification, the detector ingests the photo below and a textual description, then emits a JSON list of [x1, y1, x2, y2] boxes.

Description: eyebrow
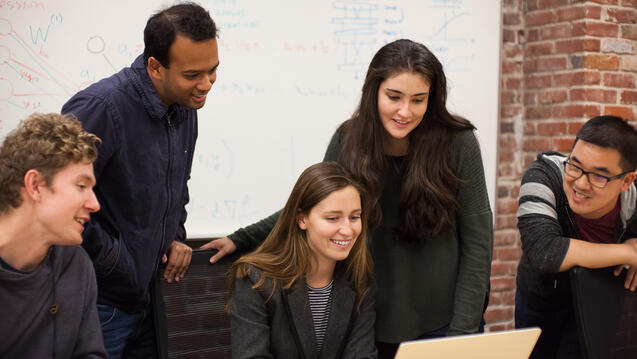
[[183, 61, 220, 75], [385, 87, 429, 97], [571, 155, 613, 175], [75, 174, 96, 184]]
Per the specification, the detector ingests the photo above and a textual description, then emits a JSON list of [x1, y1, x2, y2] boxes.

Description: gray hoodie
[[0, 245, 106, 358]]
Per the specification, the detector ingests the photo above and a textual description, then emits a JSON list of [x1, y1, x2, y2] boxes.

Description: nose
[[198, 73, 216, 92], [573, 172, 591, 190], [86, 190, 100, 213], [397, 99, 410, 117], [339, 219, 355, 237]]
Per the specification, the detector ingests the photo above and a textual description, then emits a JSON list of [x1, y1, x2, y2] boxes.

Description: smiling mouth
[[393, 119, 409, 125], [573, 189, 591, 200], [74, 218, 87, 225], [331, 239, 351, 246]]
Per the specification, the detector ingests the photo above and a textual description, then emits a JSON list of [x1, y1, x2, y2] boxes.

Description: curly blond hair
[[0, 113, 101, 214]]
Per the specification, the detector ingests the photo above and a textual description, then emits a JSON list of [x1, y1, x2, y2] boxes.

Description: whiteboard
[[0, 0, 502, 238]]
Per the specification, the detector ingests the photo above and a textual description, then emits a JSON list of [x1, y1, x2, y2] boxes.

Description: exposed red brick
[[622, 24, 637, 40], [603, 73, 637, 88], [604, 106, 636, 121], [526, 106, 552, 119], [525, 10, 554, 27], [497, 198, 519, 214], [587, 0, 619, 4], [491, 262, 519, 276], [502, 61, 522, 75], [586, 22, 620, 37], [495, 214, 517, 230], [538, 57, 567, 71], [524, 121, 537, 135], [494, 229, 518, 246], [501, 91, 516, 105], [538, 89, 568, 104], [501, 105, 523, 118], [503, 29, 516, 43], [485, 306, 515, 323], [539, 0, 570, 8], [523, 137, 552, 151], [555, 38, 600, 53], [499, 150, 514, 163], [525, 42, 553, 57], [582, 54, 620, 70], [622, 56, 637, 71], [621, 90, 637, 105], [606, 8, 637, 24], [554, 137, 576, 152], [526, 0, 539, 11], [568, 121, 585, 134], [553, 104, 601, 118], [569, 88, 617, 103], [537, 121, 568, 135], [540, 24, 572, 40], [524, 58, 538, 73], [504, 12, 522, 26], [525, 74, 552, 88], [527, 28, 540, 42], [554, 71, 601, 86], [490, 277, 516, 291], [506, 77, 523, 90], [524, 92, 538, 106], [504, 44, 524, 58]]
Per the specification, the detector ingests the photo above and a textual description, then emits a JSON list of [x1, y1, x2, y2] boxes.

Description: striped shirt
[[307, 279, 334, 351]]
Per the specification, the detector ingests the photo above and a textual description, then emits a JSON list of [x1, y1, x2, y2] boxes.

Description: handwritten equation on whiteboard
[[0, 0, 497, 236]]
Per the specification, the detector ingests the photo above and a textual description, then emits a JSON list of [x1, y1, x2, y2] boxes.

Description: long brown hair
[[227, 162, 374, 309], [339, 39, 475, 243]]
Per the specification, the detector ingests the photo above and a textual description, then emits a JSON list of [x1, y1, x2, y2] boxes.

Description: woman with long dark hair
[[206, 39, 493, 358], [228, 162, 376, 358]]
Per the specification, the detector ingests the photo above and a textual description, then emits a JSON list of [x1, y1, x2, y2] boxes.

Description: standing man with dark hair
[[62, 3, 219, 357], [515, 115, 637, 358]]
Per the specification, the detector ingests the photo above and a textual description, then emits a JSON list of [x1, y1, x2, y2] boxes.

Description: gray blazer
[[231, 265, 377, 358]]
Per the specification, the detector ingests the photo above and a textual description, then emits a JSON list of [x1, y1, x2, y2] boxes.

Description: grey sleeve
[[230, 275, 273, 359]]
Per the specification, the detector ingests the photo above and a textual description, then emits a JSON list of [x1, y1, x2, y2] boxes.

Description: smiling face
[[297, 185, 362, 272], [150, 34, 219, 109], [36, 161, 100, 246], [563, 140, 635, 219], [377, 71, 431, 155]]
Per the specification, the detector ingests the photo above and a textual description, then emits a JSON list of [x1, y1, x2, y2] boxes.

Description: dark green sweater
[[229, 128, 493, 343]]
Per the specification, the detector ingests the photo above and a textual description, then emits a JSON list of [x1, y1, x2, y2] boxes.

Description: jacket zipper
[[155, 112, 174, 276]]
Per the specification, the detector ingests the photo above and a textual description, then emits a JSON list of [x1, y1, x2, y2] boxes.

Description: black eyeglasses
[[563, 160, 632, 188]]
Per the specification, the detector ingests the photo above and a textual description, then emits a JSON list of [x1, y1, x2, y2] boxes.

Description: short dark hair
[[143, 2, 217, 67], [574, 115, 637, 171]]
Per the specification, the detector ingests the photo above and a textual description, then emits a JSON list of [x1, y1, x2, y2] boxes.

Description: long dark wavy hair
[[339, 39, 475, 243], [227, 162, 374, 310]]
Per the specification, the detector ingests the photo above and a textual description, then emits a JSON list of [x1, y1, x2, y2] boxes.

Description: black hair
[[575, 115, 637, 172], [143, 2, 217, 67]]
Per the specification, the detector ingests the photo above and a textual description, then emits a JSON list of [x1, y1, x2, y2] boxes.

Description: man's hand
[[199, 237, 237, 263], [162, 241, 192, 283], [614, 238, 637, 291]]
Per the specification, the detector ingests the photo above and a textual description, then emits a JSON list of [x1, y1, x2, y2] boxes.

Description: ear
[[296, 213, 307, 230], [147, 57, 163, 80], [620, 172, 636, 192], [23, 169, 46, 202]]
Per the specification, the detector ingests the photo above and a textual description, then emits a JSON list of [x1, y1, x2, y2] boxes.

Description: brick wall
[[486, 0, 637, 332]]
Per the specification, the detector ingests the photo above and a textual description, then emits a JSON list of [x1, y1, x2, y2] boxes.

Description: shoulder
[[51, 246, 96, 280]]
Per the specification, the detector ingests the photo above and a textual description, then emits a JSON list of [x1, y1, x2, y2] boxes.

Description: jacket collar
[[283, 267, 356, 359], [129, 55, 174, 121]]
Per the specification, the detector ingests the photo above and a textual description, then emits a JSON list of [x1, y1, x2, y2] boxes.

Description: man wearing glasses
[[515, 115, 637, 358]]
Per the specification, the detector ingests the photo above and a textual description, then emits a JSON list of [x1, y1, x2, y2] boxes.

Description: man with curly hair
[[62, 2, 219, 357], [0, 113, 105, 358]]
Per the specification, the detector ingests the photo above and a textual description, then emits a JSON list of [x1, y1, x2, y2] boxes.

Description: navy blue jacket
[[62, 55, 198, 311]]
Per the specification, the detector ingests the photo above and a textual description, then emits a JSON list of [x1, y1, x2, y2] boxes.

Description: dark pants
[[515, 291, 582, 359], [97, 303, 157, 359], [376, 320, 485, 359]]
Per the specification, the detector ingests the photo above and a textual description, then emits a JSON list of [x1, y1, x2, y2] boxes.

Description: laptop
[[394, 327, 541, 359]]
